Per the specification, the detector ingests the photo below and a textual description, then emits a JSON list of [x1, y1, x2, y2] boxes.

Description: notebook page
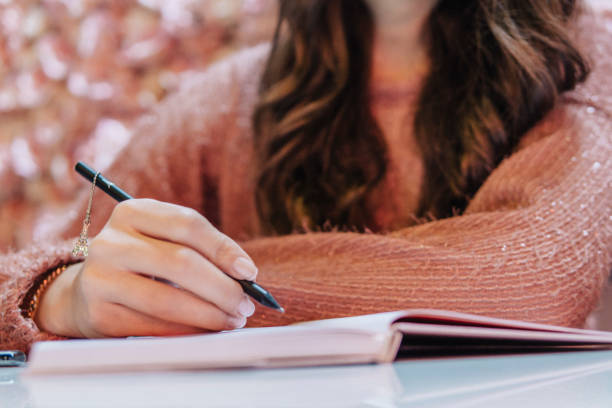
[[26, 312, 403, 374]]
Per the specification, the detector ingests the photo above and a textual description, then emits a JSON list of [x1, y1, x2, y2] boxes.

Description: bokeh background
[[0, 0, 276, 251]]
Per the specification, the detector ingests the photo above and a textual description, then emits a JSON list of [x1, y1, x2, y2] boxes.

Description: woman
[[1, 0, 610, 352]]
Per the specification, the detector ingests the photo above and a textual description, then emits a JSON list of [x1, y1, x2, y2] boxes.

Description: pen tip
[[278, 307, 285, 313]]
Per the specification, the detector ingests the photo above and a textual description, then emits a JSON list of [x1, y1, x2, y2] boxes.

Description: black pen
[[74, 161, 284, 312]]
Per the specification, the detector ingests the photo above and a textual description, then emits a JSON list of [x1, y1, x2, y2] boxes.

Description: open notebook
[[25, 309, 612, 374]]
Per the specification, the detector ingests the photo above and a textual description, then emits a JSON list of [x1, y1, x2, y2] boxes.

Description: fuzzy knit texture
[[1, 9, 611, 353]]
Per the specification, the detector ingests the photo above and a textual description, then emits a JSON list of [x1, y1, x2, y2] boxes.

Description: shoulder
[[175, 43, 271, 117], [566, 6, 612, 115], [474, 8, 612, 212], [179, 42, 271, 94], [561, 6, 612, 145], [518, 7, 612, 150], [140, 43, 271, 143], [104, 44, 271, 209]]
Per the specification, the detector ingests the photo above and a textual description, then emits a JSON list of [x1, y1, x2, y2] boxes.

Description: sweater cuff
[[0, 238, 83, 354]]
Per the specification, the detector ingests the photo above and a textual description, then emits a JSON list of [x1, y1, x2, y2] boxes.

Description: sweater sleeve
[[244, 10, 612, 329], [244, 101, 611, 329], [0, 44, 270, 353]]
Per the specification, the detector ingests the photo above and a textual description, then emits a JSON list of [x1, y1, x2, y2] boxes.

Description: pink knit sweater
[[2, 10, 611, 353]]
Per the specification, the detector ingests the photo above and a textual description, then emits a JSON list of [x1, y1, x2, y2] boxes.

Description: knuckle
[[173, 246, 199, 271], [213, 235, 237, 261], [87, 234, 108, 259], [87, 230, 121, 260], [138, 198, 158, 205], [177, 208, 203, 239], [179, 205, 200, 219], [110, 200, 136, 223]]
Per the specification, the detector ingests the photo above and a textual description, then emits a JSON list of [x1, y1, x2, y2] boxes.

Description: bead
[[22, 265, 68, 321]]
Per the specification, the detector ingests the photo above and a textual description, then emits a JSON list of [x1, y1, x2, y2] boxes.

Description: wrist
[[21, 265, 67, 321], [33, 262, 83, 337]]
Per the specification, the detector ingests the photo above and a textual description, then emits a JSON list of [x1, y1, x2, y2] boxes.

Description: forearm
[[244, 222, 607, 329], [34, 262, 83, 338], [0, 239, 77, 352], [245, 105, 612, 329]]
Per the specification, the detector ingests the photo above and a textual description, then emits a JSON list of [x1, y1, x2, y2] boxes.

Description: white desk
[[2, 350, 612, 407]]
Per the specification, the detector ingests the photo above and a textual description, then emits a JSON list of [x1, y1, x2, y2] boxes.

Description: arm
[[0, 45, 270, 352], [0, 241, 75, 351], [246, 102, 611, 329], [246, 9, 612, 328]]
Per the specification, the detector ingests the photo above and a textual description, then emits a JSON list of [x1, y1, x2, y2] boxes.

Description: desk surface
[[2, 350, 612, 408]]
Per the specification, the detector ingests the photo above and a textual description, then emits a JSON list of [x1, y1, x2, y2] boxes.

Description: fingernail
[[227, 315, 247, 329], [238, 297, 255, 317], [233, 257, 258, 280]]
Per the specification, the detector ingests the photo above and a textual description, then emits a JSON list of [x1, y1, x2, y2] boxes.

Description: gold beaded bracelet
[[21, 265, 68, 321]]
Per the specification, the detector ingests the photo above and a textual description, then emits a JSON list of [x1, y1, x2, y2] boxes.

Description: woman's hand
[[35, 198, 258, 338]]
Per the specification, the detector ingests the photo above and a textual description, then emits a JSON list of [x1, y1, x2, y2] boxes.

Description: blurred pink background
[[0, 0, 276, 251]]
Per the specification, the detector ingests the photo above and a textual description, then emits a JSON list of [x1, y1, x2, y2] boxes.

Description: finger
[[110, 199, 258, 280], [85, 302, 209, 338], [91, 231, 255, 318], [103, 270, 247, 331]]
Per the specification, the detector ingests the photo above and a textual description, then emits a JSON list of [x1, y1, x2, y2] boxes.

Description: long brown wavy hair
[[252, 0, 589, 234]]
